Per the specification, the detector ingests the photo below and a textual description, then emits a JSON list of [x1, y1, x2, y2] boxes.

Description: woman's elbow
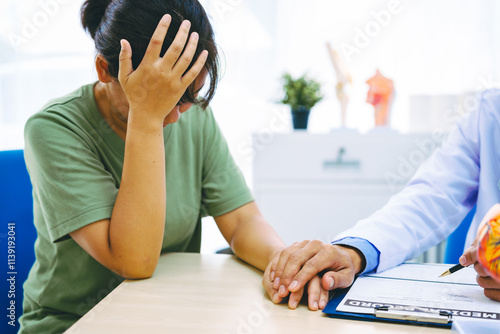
[[112, 256, 158, 279]]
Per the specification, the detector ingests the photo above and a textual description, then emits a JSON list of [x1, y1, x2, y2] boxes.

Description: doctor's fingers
[[321, 268, 356, 291], [277, 241, 334, 291], [477, 274, 500, 289], [484, 288, 500, 302], [284, 246, 348, 295], [272, 240, 314, 289], [459, 245, 478, 266], [474, 262, 490, 277], [478, 273, 500, 301]]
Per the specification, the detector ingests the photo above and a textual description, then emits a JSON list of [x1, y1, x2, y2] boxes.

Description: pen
[[439, 263, 465, 277]]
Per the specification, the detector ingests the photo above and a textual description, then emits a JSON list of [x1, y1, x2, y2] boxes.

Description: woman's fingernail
[[459, 255, 466, 265], [272, 292, 279, 303], [289, 281, 298, 291], [319, 300, 327, 309], [290, 300, 298, 309], [329, 277, 334, 289], [273, 277, 280, 290], [313, 301, 319, 310], [279, 285, 286, 296], [270, 271, 275, 281]]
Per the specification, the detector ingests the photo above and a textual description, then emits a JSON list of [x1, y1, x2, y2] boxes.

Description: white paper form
[[336, 263, 500, 322]]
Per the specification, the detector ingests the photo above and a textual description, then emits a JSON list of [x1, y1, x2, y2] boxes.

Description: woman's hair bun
[[81, 0, 112, 39]]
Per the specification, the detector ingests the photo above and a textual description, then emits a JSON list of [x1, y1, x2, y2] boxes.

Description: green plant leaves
[[281, 73, 323, 111]]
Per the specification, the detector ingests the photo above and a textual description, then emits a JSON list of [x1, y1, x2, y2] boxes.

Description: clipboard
[[323, 286, 453, 329]]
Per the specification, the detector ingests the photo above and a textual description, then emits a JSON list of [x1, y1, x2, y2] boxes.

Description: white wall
[[205, 0, 500, 184], [0, 0, 96, 149]]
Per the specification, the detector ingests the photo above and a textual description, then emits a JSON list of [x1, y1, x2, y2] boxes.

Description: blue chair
[[0, 150, 37, 334], [444, 206, 476, 264]]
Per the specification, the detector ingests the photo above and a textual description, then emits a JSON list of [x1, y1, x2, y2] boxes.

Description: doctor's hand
[[460, 244, 500, 301], [459, 204, 500, 302], [263, 261, 329, 311], [262, 240, 364, 310]]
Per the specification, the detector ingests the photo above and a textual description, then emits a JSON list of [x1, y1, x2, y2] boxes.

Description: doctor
[[263, 89, 500, 308]]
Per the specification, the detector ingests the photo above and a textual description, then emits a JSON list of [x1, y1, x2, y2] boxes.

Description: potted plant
[[280, 73, 323, 130]]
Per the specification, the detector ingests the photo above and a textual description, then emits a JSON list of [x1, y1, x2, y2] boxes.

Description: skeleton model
[[326, 43, 352, 128]]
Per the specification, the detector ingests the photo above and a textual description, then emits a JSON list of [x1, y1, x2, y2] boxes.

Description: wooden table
[[66, 253, 448, 333]]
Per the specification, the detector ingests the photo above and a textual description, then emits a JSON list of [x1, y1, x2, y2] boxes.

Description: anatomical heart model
[[478, 218, 500, 283], [366, 69, 394, 126]]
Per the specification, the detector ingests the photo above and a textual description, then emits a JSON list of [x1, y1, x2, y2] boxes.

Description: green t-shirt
[[19, 83, 253, 333]]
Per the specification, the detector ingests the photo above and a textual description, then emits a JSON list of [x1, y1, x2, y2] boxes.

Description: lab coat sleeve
[[332, 237, 380, 274], [333, 96, 482, 272]]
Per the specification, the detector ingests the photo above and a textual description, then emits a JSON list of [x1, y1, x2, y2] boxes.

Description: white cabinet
[[253, 131, 443, 247]]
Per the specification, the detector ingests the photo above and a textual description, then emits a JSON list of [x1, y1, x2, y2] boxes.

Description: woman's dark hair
[[81, 0, 218, 109]]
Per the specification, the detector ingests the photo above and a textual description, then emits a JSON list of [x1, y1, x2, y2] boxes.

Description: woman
[[19, 1, 327, 332]]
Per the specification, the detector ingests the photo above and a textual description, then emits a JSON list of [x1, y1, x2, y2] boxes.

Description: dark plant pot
[[291, 107, 310, 130]]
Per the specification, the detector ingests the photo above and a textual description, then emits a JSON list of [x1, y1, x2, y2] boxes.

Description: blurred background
[[1, 0, 499, 253]]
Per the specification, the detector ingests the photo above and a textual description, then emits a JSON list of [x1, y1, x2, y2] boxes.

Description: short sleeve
[[24, 112, 119, 243], [200, 110, 254, 217]]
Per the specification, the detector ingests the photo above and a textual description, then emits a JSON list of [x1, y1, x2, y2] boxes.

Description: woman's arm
[[214, 201, 285, 271], [214, 202, 331, 310], [70, 15, 208, 279]]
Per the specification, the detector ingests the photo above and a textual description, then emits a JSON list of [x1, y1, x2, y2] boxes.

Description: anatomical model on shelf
[[365, 69, 395, 127], [327, 43, 352, 128]]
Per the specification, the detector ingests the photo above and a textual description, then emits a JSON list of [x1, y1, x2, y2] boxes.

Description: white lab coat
[[334, 89, 500, 272]]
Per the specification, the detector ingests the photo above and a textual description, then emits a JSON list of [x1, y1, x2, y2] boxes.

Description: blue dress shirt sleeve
[[332, 237, 380, 275]]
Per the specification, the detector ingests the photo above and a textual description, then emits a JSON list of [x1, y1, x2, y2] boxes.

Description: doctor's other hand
[[262, 240, 364, 309], [459, 204, 500, 302], [460, 244, 500, 301]]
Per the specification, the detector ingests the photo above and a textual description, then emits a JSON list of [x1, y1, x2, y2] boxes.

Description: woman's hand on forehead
[[117, 14, 208, 124]]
